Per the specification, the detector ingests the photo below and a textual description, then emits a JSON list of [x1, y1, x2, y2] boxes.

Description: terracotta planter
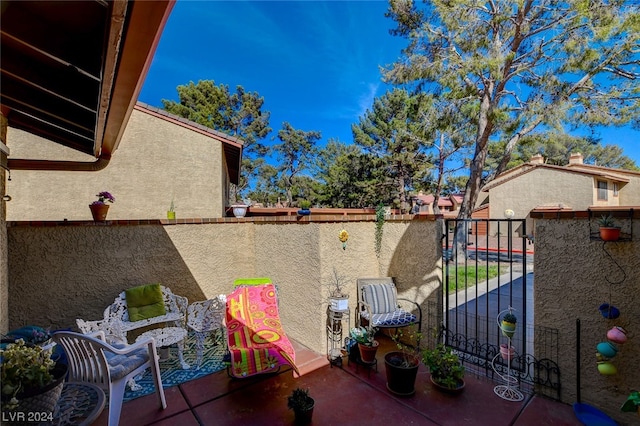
[[358, 340, 379, 363], [384, 351, 419, 396], [599, 227, 621, 241], [89, 203, 109, 221]]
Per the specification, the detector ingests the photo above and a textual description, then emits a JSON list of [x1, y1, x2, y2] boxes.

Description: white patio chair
[[53, 330, 166, 426], [187, 295, 226, 369]]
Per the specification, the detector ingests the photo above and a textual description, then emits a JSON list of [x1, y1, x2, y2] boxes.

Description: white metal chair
[[53, 330, 166, 426], [187, 295, 226, 369]]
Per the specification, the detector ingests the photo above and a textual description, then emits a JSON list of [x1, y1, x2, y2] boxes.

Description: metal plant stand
[[493, 308, 524, 402], [327, 307, 349, 367]]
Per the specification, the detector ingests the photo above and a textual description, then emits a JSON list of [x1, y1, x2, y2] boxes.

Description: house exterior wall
[[5, 108, 225, 221], [6, 218, 441, 355], [488, 168, 594, 235], [534, 214, 639, 424]]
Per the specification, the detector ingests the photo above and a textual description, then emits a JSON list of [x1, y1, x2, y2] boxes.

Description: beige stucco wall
[[534, 216, 639, 424], [5, 108, 224, 221], [489, 168, 595, 234], [6, 218, 442, 355]]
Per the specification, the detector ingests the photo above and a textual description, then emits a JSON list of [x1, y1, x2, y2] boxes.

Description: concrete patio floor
[[93, 334, 581, 426]]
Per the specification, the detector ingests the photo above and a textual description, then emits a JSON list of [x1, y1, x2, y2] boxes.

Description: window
[[613, 183, 619, 197], [597, 180, 608, 201]]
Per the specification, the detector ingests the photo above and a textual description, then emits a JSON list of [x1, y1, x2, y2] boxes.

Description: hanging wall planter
[[598, 303, 620, 319]]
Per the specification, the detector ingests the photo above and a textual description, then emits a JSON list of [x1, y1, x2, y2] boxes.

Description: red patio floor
[[92, 335, 581, 426]]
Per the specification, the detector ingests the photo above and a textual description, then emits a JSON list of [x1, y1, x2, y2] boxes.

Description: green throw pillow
[[125, 283, 166, 322], [233, 277, 272, 287]]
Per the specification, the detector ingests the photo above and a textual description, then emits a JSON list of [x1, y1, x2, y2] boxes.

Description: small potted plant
[[621, 390, 640, 418], [327, 268, 349, 312], [422, 343, 465, 393], [287, 387, 314, 425], [501, 312, 517, 339], [1, 339, 67, 414], [167, 199, 176, 220], [89, 190, 115, 221], [230, 200, 250, 218], [350, 326, 379, 363], [297, 199, 311, 215], [597, 214, 621, 241]]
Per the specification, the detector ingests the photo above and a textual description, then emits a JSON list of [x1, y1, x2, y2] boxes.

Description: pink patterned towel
[[226, 283, 299, 377]]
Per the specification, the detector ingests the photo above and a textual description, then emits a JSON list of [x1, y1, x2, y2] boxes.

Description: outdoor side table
[[136, 326, 190, 369], [53, 382, 106, 426]]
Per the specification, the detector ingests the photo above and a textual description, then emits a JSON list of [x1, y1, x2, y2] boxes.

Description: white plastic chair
[[53, 330, 166, 426], [187, 295, 226, 369]]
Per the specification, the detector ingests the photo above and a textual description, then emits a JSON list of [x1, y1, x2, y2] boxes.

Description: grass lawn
[[446, 265, 507, 293]]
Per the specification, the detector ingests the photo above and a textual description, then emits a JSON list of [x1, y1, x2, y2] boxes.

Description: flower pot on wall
[[231, 205, 248, 218], [89, 203, 109, 221], [599, 227, 621, 241]]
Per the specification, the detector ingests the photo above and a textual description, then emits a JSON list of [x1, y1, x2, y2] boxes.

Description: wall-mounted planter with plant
[[597, 215, 621, 241]]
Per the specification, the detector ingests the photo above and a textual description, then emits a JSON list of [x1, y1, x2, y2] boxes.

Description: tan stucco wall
[[534, 216, 639, 424], [7, 218, 442, 355], [5, 108, 224, 221], [489, 168, 595, 234]]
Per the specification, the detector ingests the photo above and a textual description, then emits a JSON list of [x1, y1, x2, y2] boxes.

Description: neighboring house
[[5, 102, 243, 221], [476, 153, 640, 236], [414, 193, 464, 216]]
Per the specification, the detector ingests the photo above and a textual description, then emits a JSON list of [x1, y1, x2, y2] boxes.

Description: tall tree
[[352, 89, 434, 212], [315, 140, 386, 208], [273, 122, 321, 205], [161, 80, 272, 199], [384, 0, 640, 219]]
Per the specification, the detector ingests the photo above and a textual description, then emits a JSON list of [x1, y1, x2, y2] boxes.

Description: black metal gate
[[433, 218, 561, 400]]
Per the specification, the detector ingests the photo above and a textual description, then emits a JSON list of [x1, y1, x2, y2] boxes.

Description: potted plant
[[327, 268, 349, 312], [621, 390, 640, 418], [1, 339, 67, 414], [89, 190, 115, 221], [230, 201, 249, 218], [499, 343, 516, 361], [422, 343, 465, 393], [287, 387, 314, 425], [167, 199, 176, 220], [350, 326, 379, 363], [384, 329, 421, 396], [501, 312, 517, 339], [298, 200, 311, 215], [597, 214, 621, 241]]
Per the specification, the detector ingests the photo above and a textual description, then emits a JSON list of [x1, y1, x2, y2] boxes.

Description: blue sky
[[139, 0, 640, 165]]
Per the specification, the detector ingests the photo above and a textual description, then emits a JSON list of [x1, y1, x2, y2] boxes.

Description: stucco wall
[[5, 108, 224, 221], [489, 168, 595, 235], [534, 215, 639, 424], [7, 218, 441, 354]]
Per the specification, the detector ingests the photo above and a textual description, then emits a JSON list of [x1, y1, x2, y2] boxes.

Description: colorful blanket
[[226, 283, 299, 377]]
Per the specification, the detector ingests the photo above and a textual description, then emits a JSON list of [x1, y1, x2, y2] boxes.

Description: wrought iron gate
[[433, 218, 561, 400]]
